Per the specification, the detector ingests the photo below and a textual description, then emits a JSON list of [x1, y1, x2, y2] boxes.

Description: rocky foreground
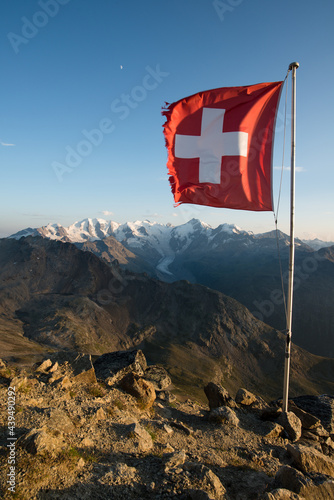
[[0, 350, 334, 499]]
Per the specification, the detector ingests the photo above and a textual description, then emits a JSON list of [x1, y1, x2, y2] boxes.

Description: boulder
[[287, 443, 334, 476], [127, 423, 153, 452], [278, 411, 302, 442], [275, 465, 334, 498], [274, 465, 312, 493], [144, 365, 172, 391], [204, 382, 236, 410], [94, 349, 147, 386], [209, 406, 239, 427], [235, 388, 257, 406], [183, 463, 227, 499], [198, 467, 226, 500], [119, 372, 156, 409], [35, 359, 52, 373], [164, 450, 186, 471], [20, 427, 67, 456], [292, 395, 334, 433], [289, 402, 321, 430]]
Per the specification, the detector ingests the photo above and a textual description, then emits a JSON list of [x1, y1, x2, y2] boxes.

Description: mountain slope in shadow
[[0, 236, 333, 402]]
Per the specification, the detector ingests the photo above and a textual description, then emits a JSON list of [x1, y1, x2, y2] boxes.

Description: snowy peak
[[169, 219, 210, 252], [173, 218, 212, 236], [116, 220, 167, 241], [65, 218, 121, 242], [217, 222, 244, 235], [9, 227, 37, 239]]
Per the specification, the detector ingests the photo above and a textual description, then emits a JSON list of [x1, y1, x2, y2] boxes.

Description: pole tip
[[289, 62, 300, 70]]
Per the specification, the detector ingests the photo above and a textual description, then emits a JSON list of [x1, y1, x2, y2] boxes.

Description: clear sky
[[1, 0, 333, 241]]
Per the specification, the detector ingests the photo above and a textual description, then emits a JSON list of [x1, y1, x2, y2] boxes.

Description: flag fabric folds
[[162, 81, 283, 211]]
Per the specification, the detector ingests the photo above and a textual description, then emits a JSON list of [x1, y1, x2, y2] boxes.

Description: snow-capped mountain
[[9, 217, 261, 279], [9, 218, 250, 268]]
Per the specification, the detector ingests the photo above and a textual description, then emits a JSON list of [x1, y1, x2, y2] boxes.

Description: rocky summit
[[1, 351, 334, 499]]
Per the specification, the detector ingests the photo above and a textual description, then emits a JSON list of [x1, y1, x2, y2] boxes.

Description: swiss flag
[[162, 81, 283, 211]]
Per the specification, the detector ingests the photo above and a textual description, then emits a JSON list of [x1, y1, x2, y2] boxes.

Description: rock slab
[[119, 372, 156, 409], [235, 388, 257, 406], [204, 382, 235, 410], [278, 411, 302, 442], [292, 395, 334, 433], [94, 349, 147, 385], [209, 406, 239, 427], [144, 365, 172, 391], [127, 422, 153, 452], [287, 443, 334, 477]]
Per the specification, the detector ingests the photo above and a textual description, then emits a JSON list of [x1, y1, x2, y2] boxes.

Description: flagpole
[[282, 61, 299, 413]]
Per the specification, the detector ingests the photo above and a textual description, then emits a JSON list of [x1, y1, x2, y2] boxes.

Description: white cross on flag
[[162, 81, 283, 211]]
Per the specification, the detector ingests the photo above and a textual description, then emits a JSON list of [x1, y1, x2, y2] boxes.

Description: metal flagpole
[[282, 61, 299, 413]]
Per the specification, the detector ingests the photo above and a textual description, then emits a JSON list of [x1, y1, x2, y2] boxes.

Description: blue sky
[[1, 0, 333, 240]]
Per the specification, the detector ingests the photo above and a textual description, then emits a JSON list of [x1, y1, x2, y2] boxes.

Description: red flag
[[162, 81, 283, 211]]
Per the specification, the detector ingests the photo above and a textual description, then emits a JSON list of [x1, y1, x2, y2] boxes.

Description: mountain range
[[1, 236, 334, 402], [9, 218, 334, 357], [10, 217, 334, 250]]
